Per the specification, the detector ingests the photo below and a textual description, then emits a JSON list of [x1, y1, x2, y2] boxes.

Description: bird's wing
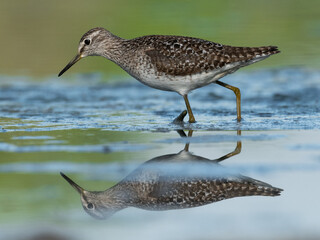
[[148, 175, 282, 207], [141, 35, 279, 76]]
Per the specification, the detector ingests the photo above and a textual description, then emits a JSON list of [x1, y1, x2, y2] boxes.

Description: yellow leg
[[216, 80, 241, 122], [183, 130, 194, 151], [183, 95, 196, 123], [214, 130, 242, 162], [214, 141, 242, 162]]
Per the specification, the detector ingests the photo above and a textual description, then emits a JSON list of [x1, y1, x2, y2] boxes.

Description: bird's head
[[58, 27, 116, 77], [60, 172, 119, 219]]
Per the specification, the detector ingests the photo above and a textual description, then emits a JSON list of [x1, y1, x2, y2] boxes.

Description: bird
[[58, 27, 280, 123], [60, 130, 283, 219]]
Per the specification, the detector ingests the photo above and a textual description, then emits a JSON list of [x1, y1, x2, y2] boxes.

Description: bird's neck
[[98, 34, 128, 64], [100, 183, 138, 208]]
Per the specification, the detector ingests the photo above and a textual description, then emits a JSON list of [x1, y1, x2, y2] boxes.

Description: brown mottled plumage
[[60, 131, 282, 219], [59, 27, 280, 122], [142, 35, 279, 76]]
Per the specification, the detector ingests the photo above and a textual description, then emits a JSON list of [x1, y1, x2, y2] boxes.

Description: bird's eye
[[87, 203, 94, 209], [84, 39, 91, 45]]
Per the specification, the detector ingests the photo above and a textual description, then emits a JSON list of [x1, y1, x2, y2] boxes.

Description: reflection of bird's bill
[[60, 172, 83, 194], [58, 54, 82, 77]]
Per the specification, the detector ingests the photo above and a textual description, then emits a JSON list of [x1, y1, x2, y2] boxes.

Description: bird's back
[[121, 156, 283, 211], [138, 175, 282, 210], [130, 35, 280, 77]]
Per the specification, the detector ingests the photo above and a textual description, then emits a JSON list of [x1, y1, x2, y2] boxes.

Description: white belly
[[127, 66, 226, 96], [127, 62, 246, 95]]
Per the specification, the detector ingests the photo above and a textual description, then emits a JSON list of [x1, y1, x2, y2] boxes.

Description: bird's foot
[[236, 117, 243, 122], [188, 117, 196, 123], [172, 110, 187, 124]]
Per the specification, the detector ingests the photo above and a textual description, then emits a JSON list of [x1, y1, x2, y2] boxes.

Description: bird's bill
[[58, 54, 82, 77], [60, 172, 84, 194]]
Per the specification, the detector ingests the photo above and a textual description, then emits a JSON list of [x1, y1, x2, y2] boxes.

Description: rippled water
[[1, 68, 319, 132], [1, 68, 320, 240]]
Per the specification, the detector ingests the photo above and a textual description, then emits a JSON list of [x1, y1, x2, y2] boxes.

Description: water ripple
[[0, 68, 319, 132]]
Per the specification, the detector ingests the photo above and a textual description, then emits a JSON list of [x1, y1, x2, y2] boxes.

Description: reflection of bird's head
[[60, 172, 120, 219]]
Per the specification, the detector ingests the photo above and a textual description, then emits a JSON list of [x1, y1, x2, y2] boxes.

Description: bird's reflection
[[61, 130, 282, 219]]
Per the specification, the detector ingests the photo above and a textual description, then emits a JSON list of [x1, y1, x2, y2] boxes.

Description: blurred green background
[[0, 0, 319, 77]]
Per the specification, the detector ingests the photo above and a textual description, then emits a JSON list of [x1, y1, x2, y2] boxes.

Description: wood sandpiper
[[58, 27, 280, 123], [60, 130, 282, 219]]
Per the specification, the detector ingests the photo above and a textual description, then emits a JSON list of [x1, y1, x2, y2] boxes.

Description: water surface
[[1, 129, 320, 240], [1, 68, 319, 132], [1, 68, 320, 239]]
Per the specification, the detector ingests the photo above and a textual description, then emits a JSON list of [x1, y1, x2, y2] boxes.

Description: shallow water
[[1, 68, 320, 240], [1, 68, 319, 132]]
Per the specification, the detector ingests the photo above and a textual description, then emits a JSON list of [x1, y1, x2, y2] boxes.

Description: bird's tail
[[252, 45, 280, 57], [224, 45, 280, 63], [231, 176, 283, 197]]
